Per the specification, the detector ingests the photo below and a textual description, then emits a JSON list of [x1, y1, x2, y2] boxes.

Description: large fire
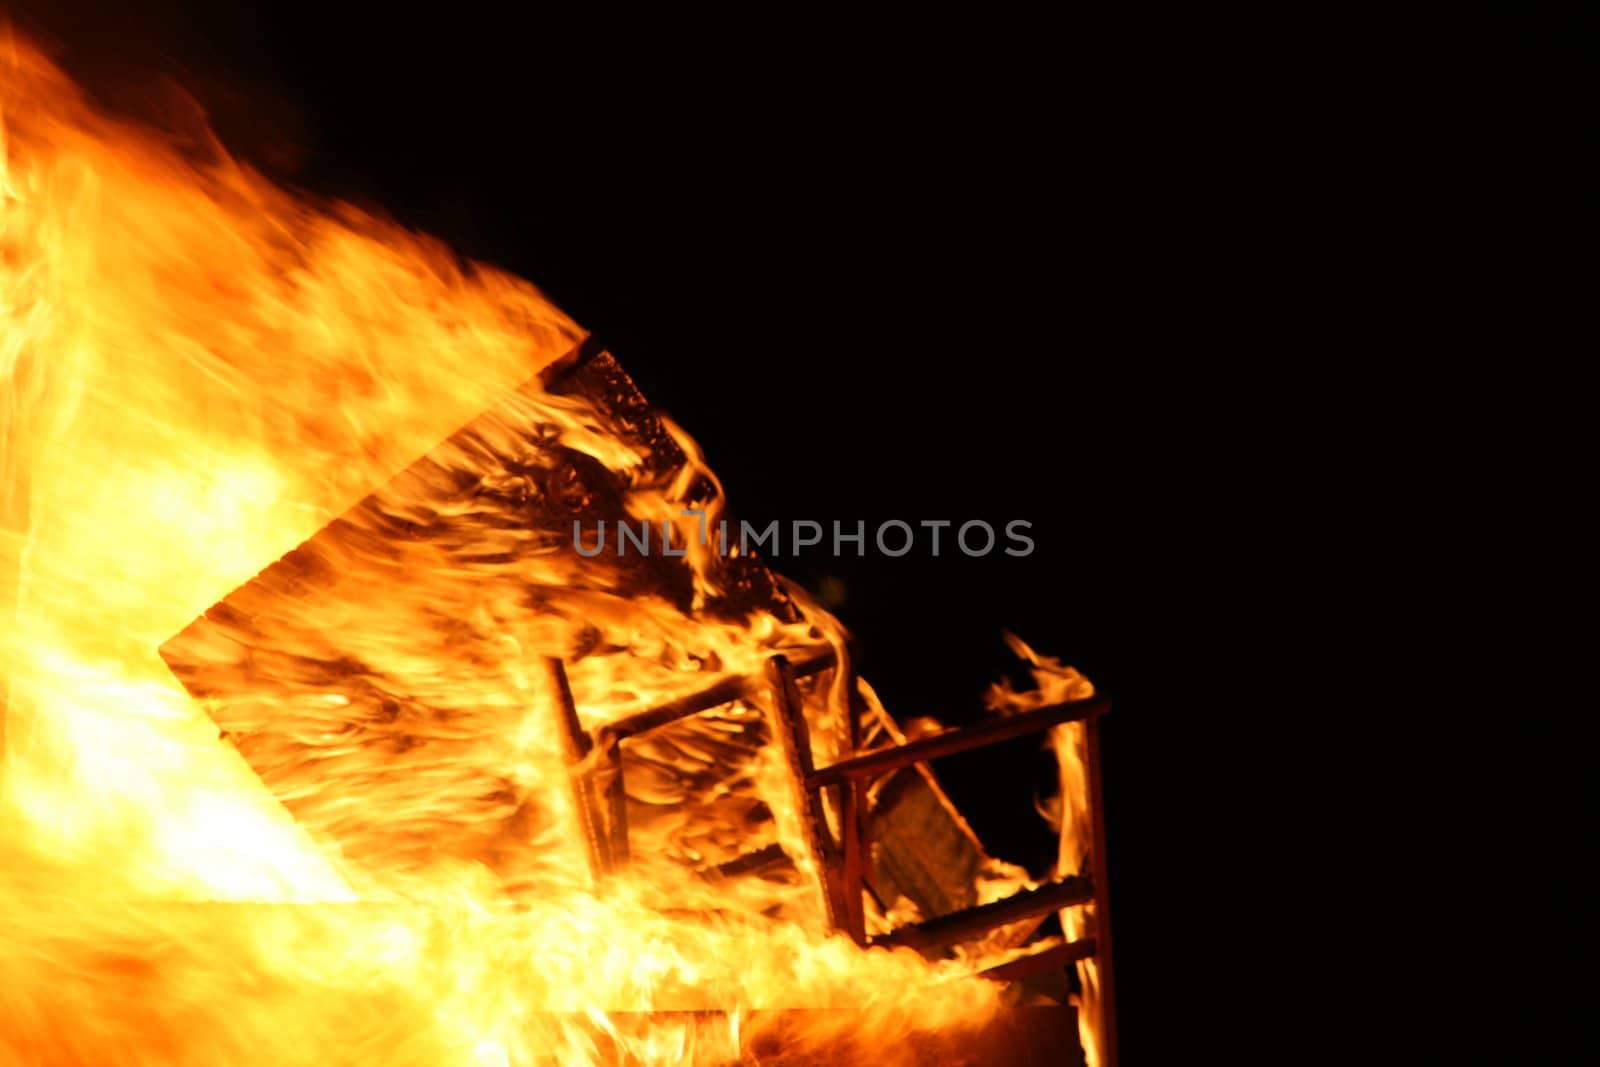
[[2, 32, 1108, 1066]]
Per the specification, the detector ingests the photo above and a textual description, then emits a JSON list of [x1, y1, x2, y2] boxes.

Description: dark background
[[9, 6, 1488, 1061]]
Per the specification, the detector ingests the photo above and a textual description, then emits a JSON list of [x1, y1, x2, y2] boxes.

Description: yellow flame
[[984, 632, 1105, 1066]]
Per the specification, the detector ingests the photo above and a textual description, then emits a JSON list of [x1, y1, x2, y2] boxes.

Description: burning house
[[2, 34, 1112, 1066]]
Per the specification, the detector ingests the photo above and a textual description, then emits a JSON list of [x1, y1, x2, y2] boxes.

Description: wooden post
[[541, 656, 613, 880], [837, 777, 866, 944], [1084, 707, 1118, 1067], [867, 876, 1094, 952], [837, 661, 867, 943], [806, 695, 1109, 790], [763, 654, 844, 933]]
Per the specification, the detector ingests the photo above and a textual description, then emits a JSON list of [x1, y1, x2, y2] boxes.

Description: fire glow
[[2, 33, 1110, 1067]]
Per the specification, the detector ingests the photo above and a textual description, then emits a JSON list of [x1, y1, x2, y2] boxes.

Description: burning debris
[[2, 33, 1112, 1066]]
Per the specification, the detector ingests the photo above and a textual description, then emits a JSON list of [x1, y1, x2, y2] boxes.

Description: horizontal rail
[[978, 937, 1098, 984], [806, 696, 1109, 790], [599, 646, 837, 742], [868, 876, 1094, 952], [712, 842, 791, 879]]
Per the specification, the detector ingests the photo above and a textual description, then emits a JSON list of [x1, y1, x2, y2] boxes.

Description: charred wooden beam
[[837, 777, 867, 945], [763, 654, 843, 933], [599, 646, 836, 744], [868, 876, 1094, 953], [571, 1006, 1083, 1067], [711, 842, 791, 879], [836, 661, 868, 943], [807, 696, 1109, 791], [1085, 706, 1119, 1067], [541, 656, 612, 878], [977, 938, 1098, 984]]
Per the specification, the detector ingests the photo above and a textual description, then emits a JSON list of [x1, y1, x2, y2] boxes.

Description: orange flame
[[984, 632, 1105, 1065], [2, 32, 1099, 1065]]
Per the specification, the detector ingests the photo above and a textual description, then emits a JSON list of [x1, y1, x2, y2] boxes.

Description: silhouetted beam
[[712, 842, 791, 879], [868, 876, 1094, 952], [806, 696, 1109, 790], [978, 938, 1098, 984], [542, 656, 612, 877], [764, 654, 843, 932], [599, 646, 836, 742]]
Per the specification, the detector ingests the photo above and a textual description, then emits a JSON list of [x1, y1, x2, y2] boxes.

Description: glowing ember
[[2, 32, 1108, 1065]]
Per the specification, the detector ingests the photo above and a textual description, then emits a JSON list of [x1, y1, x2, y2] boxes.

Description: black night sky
[[9, 6, 1490, 1062]]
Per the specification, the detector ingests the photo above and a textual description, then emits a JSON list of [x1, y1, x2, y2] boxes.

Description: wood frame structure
[[546, 647, 1117, 1065]]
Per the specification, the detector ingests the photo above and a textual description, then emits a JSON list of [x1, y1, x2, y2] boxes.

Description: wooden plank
[[763, 655, 842, 932], [868, 877, 1094, 953], [1085, 707, 1119, 1067], [867, 766, 986, 919], [978, 938, 1097, 984], [838, 778, 867, 944], [808, 696, 1109, 790], [542, 656, 613, 879], [572, 1007, 1083, 1067], [599, 645, 834, 743]]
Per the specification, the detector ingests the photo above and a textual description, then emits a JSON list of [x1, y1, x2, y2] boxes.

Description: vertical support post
[[843, 658, 862, 754], [764, 654, 844, 934], [598, 731, 631, 866], [1085, 707, 1118, 1067], [837, 777, 867, 944], [541, 656, 613, 880], [837, 657, 867, 943]]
